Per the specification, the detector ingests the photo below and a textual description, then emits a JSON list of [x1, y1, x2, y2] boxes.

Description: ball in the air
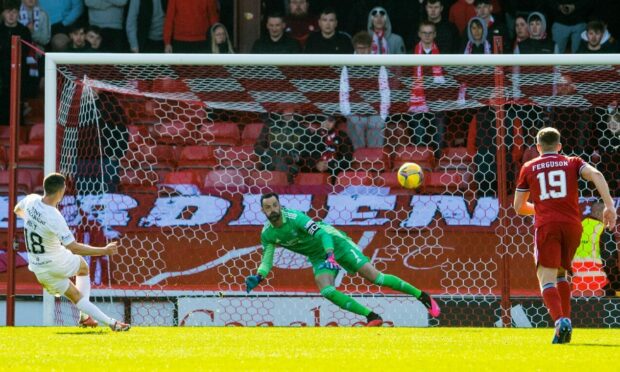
[[397, 162, 424, 189]]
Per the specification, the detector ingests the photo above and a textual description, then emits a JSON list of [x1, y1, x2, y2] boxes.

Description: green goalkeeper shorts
[[310, 237, 370, 277]]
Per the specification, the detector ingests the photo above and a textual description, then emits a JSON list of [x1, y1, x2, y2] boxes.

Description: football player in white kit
[[14, 173, 130, 331]]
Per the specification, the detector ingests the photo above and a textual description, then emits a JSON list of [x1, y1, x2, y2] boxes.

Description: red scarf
[[371, 31, 389, 54], [409, 42, 443, 112]]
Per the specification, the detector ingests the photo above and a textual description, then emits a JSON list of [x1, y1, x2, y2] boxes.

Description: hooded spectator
[[366, 6, 405, 54], [515, 12, 557, 54]]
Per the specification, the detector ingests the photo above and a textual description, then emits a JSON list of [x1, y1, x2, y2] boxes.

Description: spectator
[[580, 202, 620, 297], [67, 23, 93, 52], [304, 7, 352, 54], [576, 20, 616, 54], [84, 0, 128, 52], [449, 0, 476, 36], [126, 0, 165, 53], [0, 0, 31, 124], [164, 0, 219, 54], [420, 0, 459, 54], [254, 105, 310, 181], [49, 31, 69, 51], [367, 6, 405, 54], [207, 22, 234, 53], [590, 0, 620, 44], [307, 115, 353, 176], [38, 0, 82, 37], [284, 0, 317, 49], [19, 0, 50, 46], [515, 12, 557, 54], [462, 17, 491, 54], [251, 12, 300, 54], [549, 1, 593, 53], [351, 30, 371, 54], [85, 25, 102, 50], [504, 0, 544, 40], [409, 20, 447, 158], [512, 15, 529, 52], [474, 0, 509, 53]]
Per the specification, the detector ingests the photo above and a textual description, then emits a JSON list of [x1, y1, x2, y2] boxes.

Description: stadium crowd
[[0, 0, 618, 197]]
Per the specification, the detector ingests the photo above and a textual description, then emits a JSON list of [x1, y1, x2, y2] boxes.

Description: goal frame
[[41, 53, 619, 326]]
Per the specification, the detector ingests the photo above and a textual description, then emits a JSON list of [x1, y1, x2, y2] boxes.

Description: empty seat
[[162, 170, 202, 187], [352, 148, 389, 171], [294, 172, 330, 186], [18, 144, 44, 168], [247, 170, 289, 187], [0, 170, 32, 194], [126, 124, 151, 149], [118, 168, 159, 193], [392, 145, 435, 171], [0, 147, 6, 170], [28, 123, 44, 145], [241, 123, 264, 145], [335, 171, 372, 187], [177, 145, 218, 169], [424, 170, 472, 193], [150, 120, 197, 145], [204, 169, 247, 192], [437, 147, 473, 170], [214, 145, 257, 168], [200, 122, 240, 146]]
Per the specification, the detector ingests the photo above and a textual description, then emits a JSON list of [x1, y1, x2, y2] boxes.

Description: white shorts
[[34, 254, 82, 296]]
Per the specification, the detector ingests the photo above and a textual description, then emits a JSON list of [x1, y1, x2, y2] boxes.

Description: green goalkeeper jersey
[[257, 208, 348, 277]]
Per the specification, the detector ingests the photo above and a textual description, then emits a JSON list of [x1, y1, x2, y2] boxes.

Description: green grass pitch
[[0, 327, 618, 371]]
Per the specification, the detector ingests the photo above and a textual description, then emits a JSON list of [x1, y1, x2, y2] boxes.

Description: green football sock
[[320, 286, 371, 317], [374, 273, 422, 298]]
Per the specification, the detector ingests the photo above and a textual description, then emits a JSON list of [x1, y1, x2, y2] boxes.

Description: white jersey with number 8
[[16, 194, 77, 274]]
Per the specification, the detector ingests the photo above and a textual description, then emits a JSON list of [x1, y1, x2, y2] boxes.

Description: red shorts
[[534, 222, 582, 272]]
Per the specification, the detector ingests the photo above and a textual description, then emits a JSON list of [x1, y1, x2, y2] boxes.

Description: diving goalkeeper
[[245, 193, 441, 326]]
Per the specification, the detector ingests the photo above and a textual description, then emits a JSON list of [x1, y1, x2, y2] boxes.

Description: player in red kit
[[514, 127, 616, 344]]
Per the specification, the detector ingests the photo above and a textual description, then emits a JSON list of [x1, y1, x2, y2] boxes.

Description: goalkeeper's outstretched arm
[[246, 240, 275, 293]]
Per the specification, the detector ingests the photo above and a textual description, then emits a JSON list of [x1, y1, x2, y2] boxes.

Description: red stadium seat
[[118, 168, 159, 193], [126, 124, 151, 149], [18, 144, 44, 168], [437, 147, 473, 170], [423, 170, 472, 194], [392, 145, 435, 171], [200, 122, 240, 146], [335, 171, 372, 187], [28, 123, 44, 145], [204, 169, 247, 192], [0, 170, 32, 194], [177, 145, 218, 169], [294, 172, 330, 186], [241, 123, 264, 145], [214, 145, 257, 168], [0, 147, 6, 170], [247, 170, 289, 187], [162, 170, 202, 187], [352, 148, 389, 171], [150, 120, 197, 145]]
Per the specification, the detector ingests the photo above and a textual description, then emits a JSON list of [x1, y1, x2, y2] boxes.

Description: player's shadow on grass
[[55, 331, 107, 335], [566, 343, 620, 348]]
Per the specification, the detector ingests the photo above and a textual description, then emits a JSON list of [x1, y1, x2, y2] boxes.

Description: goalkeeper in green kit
[[245, 193, 441, 326]]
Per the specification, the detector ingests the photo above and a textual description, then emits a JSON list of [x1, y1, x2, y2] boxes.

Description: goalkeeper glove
[[318, 252, 340, 271], [245, 274, 263, 293]]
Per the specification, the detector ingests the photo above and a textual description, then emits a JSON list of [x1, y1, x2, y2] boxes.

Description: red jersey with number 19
[[516, 153, 586, 228]]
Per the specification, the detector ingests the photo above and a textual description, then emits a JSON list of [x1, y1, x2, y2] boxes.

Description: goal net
[[42, 54, 619, 327]]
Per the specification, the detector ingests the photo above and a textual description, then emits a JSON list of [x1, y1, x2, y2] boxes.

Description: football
[[397, 162, 424, 189]]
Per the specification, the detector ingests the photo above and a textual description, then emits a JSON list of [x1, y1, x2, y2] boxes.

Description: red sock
[[542, 286, 563, 322], [556, 279, 571, 319]]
